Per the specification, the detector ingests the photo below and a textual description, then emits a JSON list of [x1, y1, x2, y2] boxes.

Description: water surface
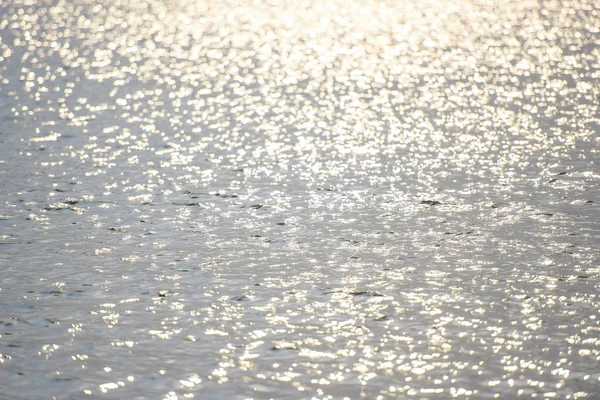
[[1, 0, 599, 399]]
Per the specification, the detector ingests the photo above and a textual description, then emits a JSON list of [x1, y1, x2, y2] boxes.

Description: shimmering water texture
[[1, 0, 599, 399]]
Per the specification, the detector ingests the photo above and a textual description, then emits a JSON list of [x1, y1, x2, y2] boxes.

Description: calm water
[[1, 0, 599, 399]]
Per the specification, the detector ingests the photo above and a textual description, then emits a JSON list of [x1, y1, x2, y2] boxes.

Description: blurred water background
[[0, 0, 599, 398]]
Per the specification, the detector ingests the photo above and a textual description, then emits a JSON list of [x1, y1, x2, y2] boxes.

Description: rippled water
[[1, 0, 599, 399]]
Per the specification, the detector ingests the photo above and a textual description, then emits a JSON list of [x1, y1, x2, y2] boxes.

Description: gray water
[[1, 0, 599, 399]]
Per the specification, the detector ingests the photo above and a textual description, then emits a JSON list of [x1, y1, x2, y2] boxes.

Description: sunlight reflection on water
[[0, 0, 599, 398]]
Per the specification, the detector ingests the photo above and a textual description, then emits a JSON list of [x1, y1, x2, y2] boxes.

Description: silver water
[[1, 0, 599, 399]]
